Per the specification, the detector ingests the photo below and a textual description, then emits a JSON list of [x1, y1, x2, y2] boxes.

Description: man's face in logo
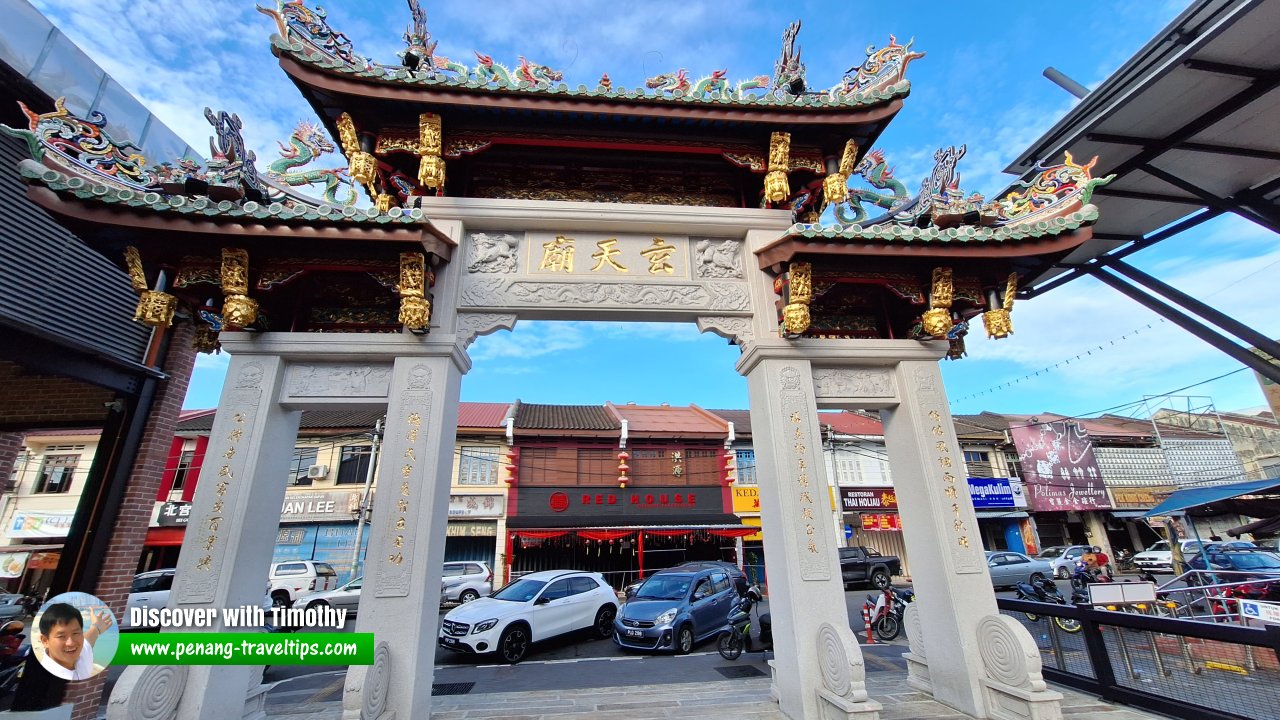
[[41, 619, 83, 670]]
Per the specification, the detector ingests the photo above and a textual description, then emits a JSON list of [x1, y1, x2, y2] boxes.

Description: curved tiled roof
[[514, 403, 620, 431], [784, 206, 1100, 244], [272, 34, 912, 112], [17, 160, 428, 226]]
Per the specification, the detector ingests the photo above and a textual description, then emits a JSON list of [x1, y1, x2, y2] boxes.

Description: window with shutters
[[35, 454, 78, 494], [458, 446, 499, 485]]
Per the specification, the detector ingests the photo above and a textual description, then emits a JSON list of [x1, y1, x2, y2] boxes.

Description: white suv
[[122, 569, 176, 630], [269, 560, 338, 608], [438, 570, 617, 663]]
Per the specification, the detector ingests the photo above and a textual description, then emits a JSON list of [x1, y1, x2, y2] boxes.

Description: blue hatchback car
[[614, 567, 738, 653]]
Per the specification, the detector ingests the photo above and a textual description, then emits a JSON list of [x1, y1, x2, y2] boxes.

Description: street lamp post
[[349, 417, 384, 581]]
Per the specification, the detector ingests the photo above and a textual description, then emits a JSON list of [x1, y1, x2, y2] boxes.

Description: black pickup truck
[[839, 546, 902, 590]]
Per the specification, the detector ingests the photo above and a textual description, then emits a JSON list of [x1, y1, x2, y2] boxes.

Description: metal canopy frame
[[1001, 0, 1280, 382]]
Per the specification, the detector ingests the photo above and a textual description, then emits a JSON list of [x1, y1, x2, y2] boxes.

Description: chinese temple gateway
[[3, 3, 1112, 719]]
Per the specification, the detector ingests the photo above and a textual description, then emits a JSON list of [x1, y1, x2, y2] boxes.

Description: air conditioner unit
[[306, 464, 329, 479]]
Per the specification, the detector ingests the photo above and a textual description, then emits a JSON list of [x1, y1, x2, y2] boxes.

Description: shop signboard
[[8, 511, 74, 538], [732, 486, 760, 513], [840, 487, 897, 512], [967, 478, 1016, 508], [448, 494, 504, 518], [447, 521, 497, 537], [0, 552, 29, 578], [516, 486, 723, 521], [157, 501, 191, 526], [1009, 420, 1111, 511], [272, 525, 318, 562], [860, 514, 902, 531], [280, 490, 364, 523]]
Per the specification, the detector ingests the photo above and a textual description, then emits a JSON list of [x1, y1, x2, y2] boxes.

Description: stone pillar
[[739, 346, 880, 720], [110, 349, 302, 720], [879, 358, 993, 715], [343, 349, 466, 720], [880, 357, 1029, 717]]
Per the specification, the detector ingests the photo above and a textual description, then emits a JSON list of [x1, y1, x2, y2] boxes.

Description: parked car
[[0, 595, 26, 621], [1131, 540, 1207, 573], [1034, 545, 1094, 579], [269, 561, 338, 608], [438, 570, 617, 663], [304, 576, 362, 614], [440, 561, 494, 604], [614, 567, 737, 654], [624, 560, 748, 599], [839, 546, 901, 590], [121, 569, 176, 630], [1186, 548, 1280, 579], [985, 551, 1053, 589]]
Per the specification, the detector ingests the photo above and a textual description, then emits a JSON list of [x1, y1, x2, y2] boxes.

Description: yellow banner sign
[[732, 486, 760, 513]]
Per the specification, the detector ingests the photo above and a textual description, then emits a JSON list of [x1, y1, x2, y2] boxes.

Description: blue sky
[[30, 1, 1279, 418]]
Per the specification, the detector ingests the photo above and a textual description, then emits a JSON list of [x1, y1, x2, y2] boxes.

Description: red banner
[[861, 514, 902, 531], [1009, 420, 1111, 511]]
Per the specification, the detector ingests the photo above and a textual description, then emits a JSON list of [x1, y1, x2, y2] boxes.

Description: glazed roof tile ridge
[[514, 403, 620, 431], [272, 34, 911, 110], [783, 206, 1100, 243], [16, 160, 428, 226]]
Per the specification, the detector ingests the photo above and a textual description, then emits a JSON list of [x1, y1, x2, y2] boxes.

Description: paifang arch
[[1, 5, 1114, 719]]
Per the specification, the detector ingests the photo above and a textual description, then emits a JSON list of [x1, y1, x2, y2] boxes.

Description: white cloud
[[468, 321, 589, 362]]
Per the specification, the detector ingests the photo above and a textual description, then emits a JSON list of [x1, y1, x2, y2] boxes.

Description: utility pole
[[350, 417, 384, 581]]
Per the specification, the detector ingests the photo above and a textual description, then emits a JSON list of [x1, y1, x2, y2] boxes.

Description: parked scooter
[[0, 621, 30, 698], [1013, 577, 1082, 633], [862, 587, 914, 642], [717, 585, 770, 660]]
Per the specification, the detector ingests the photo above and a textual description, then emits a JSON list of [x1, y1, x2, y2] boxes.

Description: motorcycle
[[862, 587, 913, 642], [717, 586, 768, 660], [1013, 577, 1082, 633], [0, 621, 30, 698], [1070, 561, 1112, 591]]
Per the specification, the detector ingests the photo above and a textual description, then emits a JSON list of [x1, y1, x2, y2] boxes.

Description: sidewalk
[[263, 673, 1171, 720]]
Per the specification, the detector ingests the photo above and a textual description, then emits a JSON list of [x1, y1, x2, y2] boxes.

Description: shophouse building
[[952, 416, 1033, 554], [1153, 409, 1280, 481]]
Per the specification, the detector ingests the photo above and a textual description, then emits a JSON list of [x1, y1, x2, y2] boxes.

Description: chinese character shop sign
[[521, 487, 715, 520], [1010, 420, 1111, 511], [840, 487, 898, 511]]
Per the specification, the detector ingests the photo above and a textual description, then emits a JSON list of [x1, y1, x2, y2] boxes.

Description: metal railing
[[998, 596, 1280, 720], [1152, 570, 1280, 622]]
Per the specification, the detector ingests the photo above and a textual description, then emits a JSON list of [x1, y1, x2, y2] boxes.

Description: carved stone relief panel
[[696, 316, 755, 345], [456, 313, 518, 348], [912, 363, 985, 575], [457, 231, 750, 317], [812, 368, 896, 401], [465, 232, 520, 274], [283, 363, 393, 399], [778, 365, 831, 581], [374, 364, 434, 598], [177, 362, 264, 604], [692, 237, 744, 279]]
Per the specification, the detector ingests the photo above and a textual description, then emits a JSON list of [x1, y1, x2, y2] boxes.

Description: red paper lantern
[[504, 447, 520, 485]]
